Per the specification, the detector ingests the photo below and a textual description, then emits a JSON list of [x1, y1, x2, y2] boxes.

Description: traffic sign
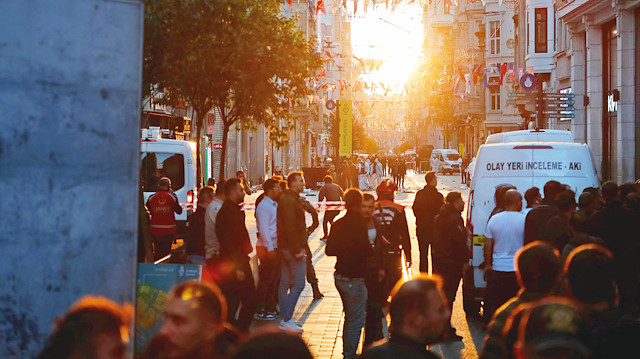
[[544, 93, 575, 99], [520, 74, 536, 91], [542, 106, 575, 111], [507, 99, 535, 105], [544, 99, 576, 105], [545, 113, 575, 119]]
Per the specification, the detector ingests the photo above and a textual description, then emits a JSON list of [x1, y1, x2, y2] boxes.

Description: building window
[[535, 8, 548, 53], [489, 21, 501, 55], [490, 87, 501, 111]]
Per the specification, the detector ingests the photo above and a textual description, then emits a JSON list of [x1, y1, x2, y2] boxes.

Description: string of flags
[[285, 0, 487, 17]]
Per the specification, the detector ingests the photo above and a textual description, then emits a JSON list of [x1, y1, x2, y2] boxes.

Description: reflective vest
[[147, 191, 178, 236]]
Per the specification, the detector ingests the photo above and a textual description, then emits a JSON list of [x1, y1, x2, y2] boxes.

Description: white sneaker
[[279, 319, 303, 333]]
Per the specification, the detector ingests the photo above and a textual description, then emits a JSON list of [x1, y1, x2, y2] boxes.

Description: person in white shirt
[[482, 189, 525, 324], [254, 178, 282, 321], [204, 179, 226, 263]]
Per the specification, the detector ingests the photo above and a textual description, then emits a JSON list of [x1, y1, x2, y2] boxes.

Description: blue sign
[[520, 74, 536, 91]]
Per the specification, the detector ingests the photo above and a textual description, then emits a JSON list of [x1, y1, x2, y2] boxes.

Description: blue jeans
[[335, 273, 367, 359], [279, 249, 306, 321]]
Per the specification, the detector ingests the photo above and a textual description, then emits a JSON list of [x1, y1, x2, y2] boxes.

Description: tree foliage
[[143, 0, 322, 180]]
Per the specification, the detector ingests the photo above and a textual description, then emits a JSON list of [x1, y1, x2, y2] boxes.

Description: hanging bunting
[[287, 0, 292, 5], [458, 66, 466, 83]]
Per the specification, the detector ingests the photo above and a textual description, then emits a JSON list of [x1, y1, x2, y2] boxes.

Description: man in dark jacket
[[373, 179, 412, 296], [361, 193, 388, 346], [524, 180, 563, 244], [360, 275, 449, 359], [326, 188, 373, 359], [185, 186, 214, 265], [215, 178, 256, 332], [277, 171, 308, 333], [412, 171, 444, 273], [588, 181, 638, 314], [432, 191, 469, 341]]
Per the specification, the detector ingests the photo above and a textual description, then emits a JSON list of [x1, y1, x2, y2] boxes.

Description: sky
[[350, 2, 424, 93]]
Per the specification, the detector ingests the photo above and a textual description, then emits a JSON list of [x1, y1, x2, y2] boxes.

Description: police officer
[[373, 179, 412, 295]]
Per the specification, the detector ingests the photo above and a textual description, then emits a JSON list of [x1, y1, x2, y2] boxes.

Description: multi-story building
[[555, 0, 640, 182]]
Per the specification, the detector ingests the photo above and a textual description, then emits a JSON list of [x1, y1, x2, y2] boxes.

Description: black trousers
[[364, 272, 387, 346], [416, 227, 433, 273], [256, 249, 280, 312], [432, 260, 463, 331], [305, 243, 319, 285], [219, 258, 257, 332], [484, 270, 518, 325], [384, 253, 403, 297], [323, 210, 340, 237], [152, 234, 174, 260]]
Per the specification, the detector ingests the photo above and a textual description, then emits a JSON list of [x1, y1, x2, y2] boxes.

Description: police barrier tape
[[180, 199, 417, 211]]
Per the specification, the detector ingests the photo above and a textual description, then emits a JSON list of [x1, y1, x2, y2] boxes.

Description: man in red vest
[[146, 177, 183, 260]]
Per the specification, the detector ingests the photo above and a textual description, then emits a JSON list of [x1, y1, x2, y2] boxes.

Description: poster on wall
[[135, 263, 202, 353]]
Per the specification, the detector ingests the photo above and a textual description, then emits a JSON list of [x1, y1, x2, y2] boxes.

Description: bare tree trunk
[[219, 121, 229, 180]]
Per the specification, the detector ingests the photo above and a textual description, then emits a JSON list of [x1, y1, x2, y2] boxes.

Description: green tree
[[143, 0, 321, 181], [362, 136, 379, 154]]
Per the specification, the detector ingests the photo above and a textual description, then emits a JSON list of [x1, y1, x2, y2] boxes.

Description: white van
[[485, 129, 574, 144], [430, 149, 461, 174], [140, 127, 197, 235], [463, 142, 599, 315]]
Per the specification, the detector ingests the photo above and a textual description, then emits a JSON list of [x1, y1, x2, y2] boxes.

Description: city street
[[245, 171, 484, 359]]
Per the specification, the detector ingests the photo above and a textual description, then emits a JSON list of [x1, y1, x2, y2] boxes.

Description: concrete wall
[[0, 0, 143, 356]]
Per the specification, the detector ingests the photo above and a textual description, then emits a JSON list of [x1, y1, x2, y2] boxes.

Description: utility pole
[[536, 75, 545, 129]]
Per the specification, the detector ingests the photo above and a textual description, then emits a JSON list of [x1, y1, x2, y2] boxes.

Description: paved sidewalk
[[248, 172, 478, 359]]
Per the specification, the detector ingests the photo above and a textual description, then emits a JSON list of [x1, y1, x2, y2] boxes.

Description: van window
[[445, 153, 460, 161], [141, 152, 185, 192]]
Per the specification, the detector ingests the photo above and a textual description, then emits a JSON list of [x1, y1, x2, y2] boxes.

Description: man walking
[[215, 178, 256, 332], [204, 179, 226, 279], [254, 178, 282, 321], [277, 171, 308, 333], [373, 179, 412, 294], [318, 175, 344, 240], [412, 171, 444, 273], [146, 177, 183, 260], [432, 191, 469, 340], [326, 188, 373, 359], [483, 189, 525, 324], [185, 186, 214, 265]]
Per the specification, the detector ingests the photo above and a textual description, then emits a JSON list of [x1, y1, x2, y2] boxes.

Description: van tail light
[[187, 190, 194, 204]]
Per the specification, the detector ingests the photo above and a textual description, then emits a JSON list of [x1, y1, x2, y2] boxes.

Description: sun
[[350, 3, 423, 95], [371, 53, 419, 91]]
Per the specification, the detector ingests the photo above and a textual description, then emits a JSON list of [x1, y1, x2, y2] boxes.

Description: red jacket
[[146, 191, 182, 236]]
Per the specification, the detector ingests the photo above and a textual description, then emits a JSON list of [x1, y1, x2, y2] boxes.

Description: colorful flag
[[472, 64, 482, 85], [507, 63, 515, 83], [499, 63, 507, 86], [482, 69, 487, 89], [518, 67, 524, 79], [317, 0, 326, 15]]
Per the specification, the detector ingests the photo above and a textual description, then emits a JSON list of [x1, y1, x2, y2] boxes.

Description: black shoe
[[447, 329, 463, 341]]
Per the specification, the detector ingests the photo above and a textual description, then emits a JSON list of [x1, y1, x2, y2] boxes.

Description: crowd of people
[[38, 164, 640, 358]]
